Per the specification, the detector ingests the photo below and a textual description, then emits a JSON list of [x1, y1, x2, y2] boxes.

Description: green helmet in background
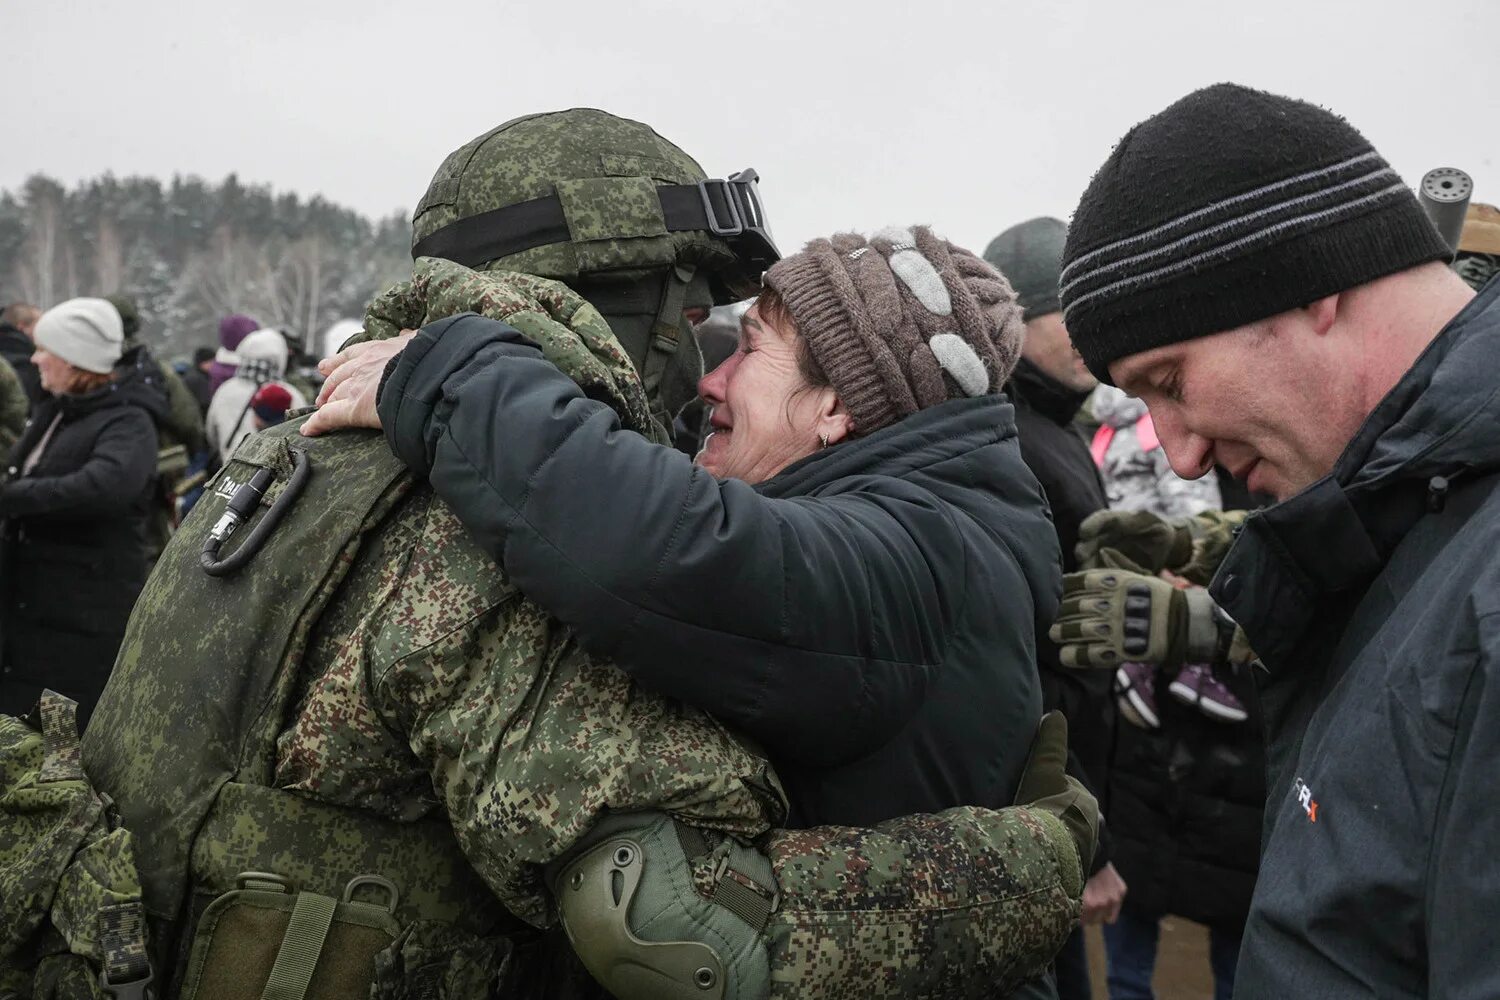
[[410, 109, 779, 420]]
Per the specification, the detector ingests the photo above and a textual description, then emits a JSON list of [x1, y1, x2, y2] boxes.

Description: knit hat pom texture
[[763, 225, 1024, 435]]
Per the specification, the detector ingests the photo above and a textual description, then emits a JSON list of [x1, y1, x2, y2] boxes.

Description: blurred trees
[[0, 173, 409, 357]]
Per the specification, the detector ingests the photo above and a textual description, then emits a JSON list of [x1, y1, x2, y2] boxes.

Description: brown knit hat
[[762, 226, 1024, 435]]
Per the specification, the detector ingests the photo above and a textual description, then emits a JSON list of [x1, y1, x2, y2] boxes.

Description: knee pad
[[550, 812, 772, 1000]]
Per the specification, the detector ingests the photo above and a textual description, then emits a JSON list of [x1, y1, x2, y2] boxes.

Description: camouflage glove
[[1048, 570, 1221, 669], [1014, 712, 1099, 872], [1074, 510, 1193, 575]]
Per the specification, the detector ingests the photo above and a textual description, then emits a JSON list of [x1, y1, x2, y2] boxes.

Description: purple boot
[[1114, 662, 1161, 729], [1168, 663, 1249, 723]]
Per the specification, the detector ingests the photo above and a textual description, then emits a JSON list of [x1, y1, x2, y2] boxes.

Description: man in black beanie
[[986, 217, 1123, 1000], [1059, 83, 1494, 998]]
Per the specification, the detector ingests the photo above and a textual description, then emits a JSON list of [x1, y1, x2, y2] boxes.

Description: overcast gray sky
[[7, 0, 1498, 254]]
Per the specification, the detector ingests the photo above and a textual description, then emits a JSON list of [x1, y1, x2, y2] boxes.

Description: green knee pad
[[549, 812, 772, 1000]]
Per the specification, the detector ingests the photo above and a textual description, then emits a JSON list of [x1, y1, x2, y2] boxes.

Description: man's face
[[1107, 312, 1365, 500], [1021, 312, 1097, 393]]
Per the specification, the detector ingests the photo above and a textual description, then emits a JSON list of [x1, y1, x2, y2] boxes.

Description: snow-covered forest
[[0, 174, 410, 358]]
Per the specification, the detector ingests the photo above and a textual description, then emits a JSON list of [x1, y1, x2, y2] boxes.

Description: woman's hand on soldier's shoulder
[[302, 329, 417, 436]]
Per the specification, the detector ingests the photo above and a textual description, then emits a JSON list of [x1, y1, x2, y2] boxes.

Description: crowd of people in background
[[0, 298, 321, 725]]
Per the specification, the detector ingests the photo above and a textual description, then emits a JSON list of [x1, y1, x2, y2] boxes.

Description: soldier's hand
[[1015, 712, 1100, 875], [302, 330, 417, 436], [1048, 569, 1220, 669], [1074, 509, 1193, 575]]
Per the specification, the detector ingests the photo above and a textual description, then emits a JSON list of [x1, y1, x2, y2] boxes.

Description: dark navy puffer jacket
[[378, 313, 1061, 828], [1217, 277, 1500, 998]]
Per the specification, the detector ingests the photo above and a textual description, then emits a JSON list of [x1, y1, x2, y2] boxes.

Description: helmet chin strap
[[573, 268, 709, 433]]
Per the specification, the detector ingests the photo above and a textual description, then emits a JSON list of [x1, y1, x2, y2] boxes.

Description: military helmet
[[410, 109, 777, 304]]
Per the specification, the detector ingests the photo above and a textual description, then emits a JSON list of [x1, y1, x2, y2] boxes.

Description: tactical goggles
[[410, 168, 781, 297]]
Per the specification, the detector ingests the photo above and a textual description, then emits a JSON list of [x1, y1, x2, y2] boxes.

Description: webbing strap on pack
[[260, 893, 337, 1000], [98, 900, 153, 999], [36, 691, 85, 783]]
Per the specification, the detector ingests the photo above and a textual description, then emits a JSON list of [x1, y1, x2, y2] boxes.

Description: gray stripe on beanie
[[1059, 151, 1384, 283], [1064, 181, 1410, 318]]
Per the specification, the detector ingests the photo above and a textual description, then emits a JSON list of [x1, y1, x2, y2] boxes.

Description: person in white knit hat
[[1, 298, 166, 727]]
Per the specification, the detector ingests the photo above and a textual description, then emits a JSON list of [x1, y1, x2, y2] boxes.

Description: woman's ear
[[818, 394, 855, 446]]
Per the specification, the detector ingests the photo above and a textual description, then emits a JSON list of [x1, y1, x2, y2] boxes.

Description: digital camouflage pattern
[[81, 262, 783, 996], [763, 807, 1081, 998], [278, 259, 784, 927], [410, 109, 747, 295], [1, 693, 148, 1000]]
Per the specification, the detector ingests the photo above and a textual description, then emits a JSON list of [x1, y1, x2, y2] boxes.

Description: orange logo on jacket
[[1293, 777, 1319, 822]]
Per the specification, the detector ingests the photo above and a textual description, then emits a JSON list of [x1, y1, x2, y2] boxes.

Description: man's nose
[[1154, 415, 1214, 480]]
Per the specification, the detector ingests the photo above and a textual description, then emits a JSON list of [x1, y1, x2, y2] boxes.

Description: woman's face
[[695, 301, 850, 483], [32, 347, 79, 395]]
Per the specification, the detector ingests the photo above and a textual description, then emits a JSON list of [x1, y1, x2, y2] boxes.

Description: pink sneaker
[[1114, 662, 1161, 729], [1168, 663, 1249, 723]]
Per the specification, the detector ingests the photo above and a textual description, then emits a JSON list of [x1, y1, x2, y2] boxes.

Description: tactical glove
[[1177, 509, 1249, 586], [1074, 509, 1194, 575], [1015, 712, 1100, 873], [1048, 570, 1222, 669]]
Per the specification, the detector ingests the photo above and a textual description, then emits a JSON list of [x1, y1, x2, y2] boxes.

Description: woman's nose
[[698, 354, 732, 404]]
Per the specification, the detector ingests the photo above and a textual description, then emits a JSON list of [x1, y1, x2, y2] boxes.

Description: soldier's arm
[[379, 314, 975, 766]]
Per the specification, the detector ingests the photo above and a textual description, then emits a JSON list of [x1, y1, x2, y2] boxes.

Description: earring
[[819, 432, 830, 449]]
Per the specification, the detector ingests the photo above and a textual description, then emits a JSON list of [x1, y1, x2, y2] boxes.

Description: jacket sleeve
[[1426, 608, 1500, 998], [0, 409, 157, 519], [0, 363, 27, 456], [378, 315, 962, 767]]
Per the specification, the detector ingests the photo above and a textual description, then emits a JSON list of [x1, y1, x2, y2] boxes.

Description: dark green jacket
[[1218, 278, 1500, 998], [379, 314, 1061, 828]]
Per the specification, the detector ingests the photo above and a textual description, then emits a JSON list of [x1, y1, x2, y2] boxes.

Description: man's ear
[[1304, 293, 1339, 337]]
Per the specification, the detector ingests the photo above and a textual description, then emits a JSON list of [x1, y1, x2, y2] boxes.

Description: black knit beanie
[[1062, 83, 1452, 384]]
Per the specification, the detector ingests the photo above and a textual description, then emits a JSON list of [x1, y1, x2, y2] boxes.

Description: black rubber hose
[[200, 448, 311, 577]]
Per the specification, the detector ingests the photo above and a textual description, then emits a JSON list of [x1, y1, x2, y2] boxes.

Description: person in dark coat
[[1059, 83, 1498, 998], [987, 216, 1124, 1000], [0, 298, 164, 728], [179, 346, 216, 414], [0, 302, 43, 407]]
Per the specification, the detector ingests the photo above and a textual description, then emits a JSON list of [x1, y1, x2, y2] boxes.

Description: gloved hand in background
[[1015, 712, 1100, 873], [1049, 569, 1223, 670], [1074, 509, 1192, 576]]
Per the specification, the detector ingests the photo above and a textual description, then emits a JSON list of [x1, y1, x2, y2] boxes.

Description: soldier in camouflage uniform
[[49, 111, 1090, 1000]]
